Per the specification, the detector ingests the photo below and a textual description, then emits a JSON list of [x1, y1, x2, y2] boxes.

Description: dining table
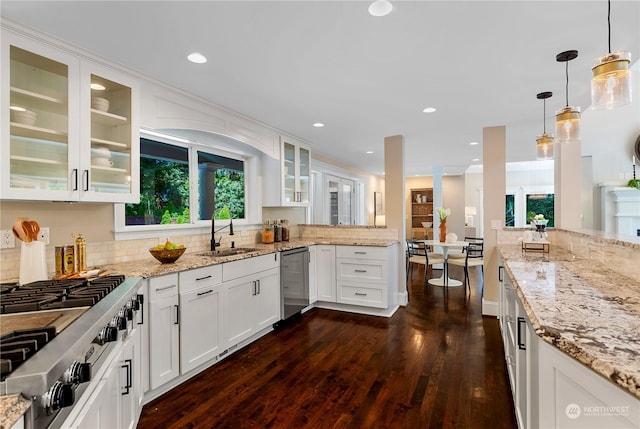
[[421, 240, 468, 287]]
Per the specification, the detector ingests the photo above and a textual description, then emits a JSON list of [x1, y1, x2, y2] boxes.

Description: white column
[[482, 126, 506, 317], [384, 135, 406, 306], [432, 165, 443, 233], [554, 139, 582, 229]]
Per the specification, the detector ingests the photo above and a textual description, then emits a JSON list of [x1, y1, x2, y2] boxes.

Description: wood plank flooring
[[138, 264, 517, 429]]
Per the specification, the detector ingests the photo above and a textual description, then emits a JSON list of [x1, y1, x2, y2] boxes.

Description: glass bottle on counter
[[274, 219, 282, 242], [281, 219, 290, 241], [73, 233, 87, 272], [262, 220, 274, 244]]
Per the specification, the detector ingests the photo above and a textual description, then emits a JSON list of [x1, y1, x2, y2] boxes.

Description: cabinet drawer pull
[[197, 289, 214, 296], [121, 359, 132, 395], [196, 275, 212, 281], [354, 269, 367, 273], [257, 279, 261, 295], [517, 317, 526, 350], [355, 292, 367, 296], [174, 305, 179, 325], [155, 284, 177, 292], [354, 251, 367, 255], [252, 281, 257, 296], [137, 294, 144, 325]]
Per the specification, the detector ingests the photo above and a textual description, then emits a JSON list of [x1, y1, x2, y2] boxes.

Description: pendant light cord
[[607, 0, 612, 53], [543, 98, 547, 134], [565, 62, 569, 107]]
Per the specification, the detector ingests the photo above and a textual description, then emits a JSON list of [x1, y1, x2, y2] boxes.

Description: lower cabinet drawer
[[337, 283, 385, 308], [336, 260, 385, 283]]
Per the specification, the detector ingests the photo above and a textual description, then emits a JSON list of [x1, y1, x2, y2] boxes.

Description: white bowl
[[93, 147, 112, 159], [11, 109, 37, 126], [93, 157, 113, 167], [91, 97, 110, 112], [421, 222, 433, 228]]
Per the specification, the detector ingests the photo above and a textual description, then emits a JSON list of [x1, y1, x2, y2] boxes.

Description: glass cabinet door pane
[[299, 146, 310, 203], [89, 74, 132, 194], [9, 46, 69, 191], [283, 142, 295, 202]]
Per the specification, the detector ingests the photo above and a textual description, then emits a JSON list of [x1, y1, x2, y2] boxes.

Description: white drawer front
[[179, 264, 223, 293], [335, 245, 388, 260], [337, 283, 385, 308], [222, 253, 279, 281], [148, 273, 179, 302], [336, 259, 386, 283]]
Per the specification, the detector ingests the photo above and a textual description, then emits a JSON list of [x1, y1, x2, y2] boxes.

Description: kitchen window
[[115, 135, 246, 233]]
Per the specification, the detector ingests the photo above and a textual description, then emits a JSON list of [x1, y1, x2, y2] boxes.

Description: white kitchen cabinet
[[119, 321, 142, 429], [0, 29, 139, 202], [262, 136, 310, 207], [316, 245, 336, 302], [335, 245, 393, 309], [308, 245, 318, 304], [69, 361, 121, 429], [178, 265, 224, 373], [148, 274, 179, 390], [222, 253, 280, 350]]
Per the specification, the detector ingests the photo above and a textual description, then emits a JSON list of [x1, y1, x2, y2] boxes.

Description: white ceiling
[[2, 1, 639, 177]]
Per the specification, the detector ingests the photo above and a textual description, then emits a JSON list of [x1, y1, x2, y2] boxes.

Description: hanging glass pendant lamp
[[556, 50, 581, 143], [591, 0, 632, 110], [536, 92, 554, 160]]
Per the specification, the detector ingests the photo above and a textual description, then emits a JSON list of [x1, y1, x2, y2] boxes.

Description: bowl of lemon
[[149, 240, 186, 263]]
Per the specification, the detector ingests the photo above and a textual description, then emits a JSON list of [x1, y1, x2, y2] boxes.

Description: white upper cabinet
[[1, 29, 139, 202], [262, 136, 310, 207]]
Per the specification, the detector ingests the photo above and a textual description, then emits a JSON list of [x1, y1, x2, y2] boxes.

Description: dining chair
[[447, 236, 483, 260], [406, 239, 444, 286], [447, 241, 483, 294]]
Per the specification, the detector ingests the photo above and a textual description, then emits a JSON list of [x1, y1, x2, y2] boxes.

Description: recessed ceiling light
[[469, 141, 479, 146], [10, 105, 26, 112], [472, 158, 480, 162], [423, 107, 437, 113], [366, 151, 374, 154], [187, 52, 207, 64], [313, 122, 325, 128], [368, 0, 393, 17], [90, 83, 106, 91]]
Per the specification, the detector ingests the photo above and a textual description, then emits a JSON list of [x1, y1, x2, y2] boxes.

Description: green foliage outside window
[[214, 170, 244, 219], [526, 194, 554, 227]]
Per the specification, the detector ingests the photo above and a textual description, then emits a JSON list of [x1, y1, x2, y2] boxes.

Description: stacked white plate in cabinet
[[91, 97, 109, 112], [11, 109, 37, 126]]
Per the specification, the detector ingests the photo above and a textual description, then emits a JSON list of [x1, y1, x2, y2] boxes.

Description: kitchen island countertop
[[100, 238, 398, 279], [0, 394, 30, 429], [498, 244, 640, 399]]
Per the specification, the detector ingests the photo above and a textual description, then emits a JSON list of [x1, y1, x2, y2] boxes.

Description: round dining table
[[421, 240, 468, 287]]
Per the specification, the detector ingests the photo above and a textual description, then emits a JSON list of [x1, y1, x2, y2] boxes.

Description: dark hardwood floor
[[138, 264, 517, 429]]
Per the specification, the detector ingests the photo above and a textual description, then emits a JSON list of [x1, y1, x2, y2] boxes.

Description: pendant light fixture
[[591, 0, 632, 110], [556, 50, 580, 143], [536, 92, 554, 160]]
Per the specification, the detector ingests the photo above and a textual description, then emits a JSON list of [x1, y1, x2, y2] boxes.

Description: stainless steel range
[[0, 275, 143, 429]]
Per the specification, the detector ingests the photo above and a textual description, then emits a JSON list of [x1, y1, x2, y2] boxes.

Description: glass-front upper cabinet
[[282, 139, 310, 206], [1, 29, 139, 203]]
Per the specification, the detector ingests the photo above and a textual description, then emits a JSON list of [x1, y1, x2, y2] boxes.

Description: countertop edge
[[0, 394, 30, 429]]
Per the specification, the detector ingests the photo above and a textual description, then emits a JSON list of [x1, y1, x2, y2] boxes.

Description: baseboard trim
[[482, 298, 499, 317]]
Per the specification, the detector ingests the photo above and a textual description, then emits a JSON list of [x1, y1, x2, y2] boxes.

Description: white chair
[[447, 241, 483, 294]]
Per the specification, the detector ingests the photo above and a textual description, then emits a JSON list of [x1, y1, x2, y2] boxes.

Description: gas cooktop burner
[[0, 275, 125, 314], [0, 327, 57, 380]]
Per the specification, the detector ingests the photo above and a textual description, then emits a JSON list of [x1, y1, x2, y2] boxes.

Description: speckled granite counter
[[0, 394, 29, 429], [498, 244, 640, 399], [100, 239, 398, 278]]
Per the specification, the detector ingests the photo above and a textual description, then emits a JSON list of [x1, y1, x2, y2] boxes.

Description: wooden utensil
[[12, 218, 30, 242]]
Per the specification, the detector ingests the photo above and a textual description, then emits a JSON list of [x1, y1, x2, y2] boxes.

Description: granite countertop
[[100, 239, 398, 278], [0, 394, 30, 429], [498, 244, 640, 399]]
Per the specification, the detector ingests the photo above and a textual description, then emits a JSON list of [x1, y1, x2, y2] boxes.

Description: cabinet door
[[223, 276, 254, 349], [253, 268, 280, 331], [316, 245, 336, 302], [70, 362, 121, 429], [297, 145, 310, 204], [119, 334, 137, 429], [148, 275, 179, 390], [179, 284, 223, 373], [79, 61, 139, 203], [1, 30, 80, 201]]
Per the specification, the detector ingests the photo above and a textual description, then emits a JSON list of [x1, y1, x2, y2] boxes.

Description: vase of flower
[[436, 207, 451, 242], [439, 220, 447, 242]]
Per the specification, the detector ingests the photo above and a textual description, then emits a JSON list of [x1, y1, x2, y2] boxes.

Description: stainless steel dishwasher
[[279, 247, 310, 323]]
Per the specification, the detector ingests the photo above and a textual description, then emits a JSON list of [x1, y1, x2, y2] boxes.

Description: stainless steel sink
[[198, 247, 261, 257]]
